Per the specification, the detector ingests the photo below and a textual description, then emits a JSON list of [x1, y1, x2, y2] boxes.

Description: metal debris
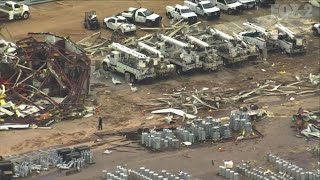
[[0, 33, 93, 127]]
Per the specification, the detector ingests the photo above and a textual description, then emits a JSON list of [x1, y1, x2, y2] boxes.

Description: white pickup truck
[[119, 7, 162, 27], [184, 0, 220, 20], [0, 1, 30, 20], [209, 0, 243, 14], [312, 23, 320, 36], [103, 16, 136, 34], [166, 4, 198, 24], [238, 0, 256, 9]]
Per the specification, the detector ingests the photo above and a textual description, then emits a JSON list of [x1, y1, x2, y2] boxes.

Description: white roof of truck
[[175, 4, 190, 9]]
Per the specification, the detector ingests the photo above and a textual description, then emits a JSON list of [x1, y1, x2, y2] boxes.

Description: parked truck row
[[101, 18, 309, 83], [82, 0, 276, 33]]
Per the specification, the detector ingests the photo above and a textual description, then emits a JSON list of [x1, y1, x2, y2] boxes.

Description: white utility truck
[[239, 22, 307, 54], [102, 43, 156, 83], [119, 7, 162, 27], [136, 42, 176, 77], [0, 1, 30, 21], [256, 0, 276, 7], [103, 16, 136, 34], [312, 23, 320, 36], [211, 0, 243, 14], [166, 4, 198, 24], [237, 0, 256, 9], [199, 27, 260, 66], [275, 24, 307, 54], [184, 0, 221, 20]]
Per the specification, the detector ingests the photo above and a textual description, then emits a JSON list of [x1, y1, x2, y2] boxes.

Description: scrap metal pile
[[0, 33, 91, 129], [291, 108, 320, 140]]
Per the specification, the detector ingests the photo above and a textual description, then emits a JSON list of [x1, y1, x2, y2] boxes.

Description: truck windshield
[[143, 10, 153, 16], [5, 3, 12, 8], [181, 9, 192, 13], [118, 19, 128, 23], [202, 3, 214, 9], [225, 0, 238, 4]]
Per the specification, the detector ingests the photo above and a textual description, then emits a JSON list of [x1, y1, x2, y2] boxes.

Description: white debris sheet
[[0, 123, 30, 130], [301, 124, 320, 139], [151, 108, 196, 119]]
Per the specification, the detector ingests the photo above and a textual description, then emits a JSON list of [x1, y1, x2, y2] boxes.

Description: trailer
[[0, 1, 30, 21], [199, 27, 260, 66], [102, 43, 156, 83]]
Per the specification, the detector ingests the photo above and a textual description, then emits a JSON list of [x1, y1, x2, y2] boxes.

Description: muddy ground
[[0, 0, 319, 179]]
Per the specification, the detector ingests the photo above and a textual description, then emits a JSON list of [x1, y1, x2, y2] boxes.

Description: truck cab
[[256, 0, 276, 7], [215, 0, 243, 14], [0, 1, 30, 20], [184, 0, 220, 20], [120, 7, 162, 27], [238, 0, 256, 9], [166, 5, 198, 24]]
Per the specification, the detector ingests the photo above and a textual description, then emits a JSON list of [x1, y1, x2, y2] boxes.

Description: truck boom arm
[[158, 34, 189, 48], [137, 42, 162, 57], [209, 28, 234, 41], [186, 35, 209, 48], [243, 22, 269, 36], [275, 23, 295, 39], [111, 43, 147, 59]]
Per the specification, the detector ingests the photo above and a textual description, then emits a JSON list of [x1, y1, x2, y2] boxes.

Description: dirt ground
[[0, 0, 319, 179]]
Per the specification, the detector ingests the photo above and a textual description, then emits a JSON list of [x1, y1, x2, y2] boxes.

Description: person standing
[[98, 117, 103, 130]]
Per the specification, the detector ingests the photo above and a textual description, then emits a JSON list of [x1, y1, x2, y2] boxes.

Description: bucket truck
[[156, 34, 203, 74], [199, 27, 260, 66], [239, 22, 306, 55], [102, 43, 156, 83], [184, 35, 223, 70], [238, 22, 274, 58], [275, 23, 307, 54], [136, 42, 176, 77]]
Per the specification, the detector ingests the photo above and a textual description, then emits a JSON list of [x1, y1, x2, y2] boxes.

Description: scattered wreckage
[[0, 33, 93, 129], [291, 108, 320, 140], [138, 74, 319, 120]]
